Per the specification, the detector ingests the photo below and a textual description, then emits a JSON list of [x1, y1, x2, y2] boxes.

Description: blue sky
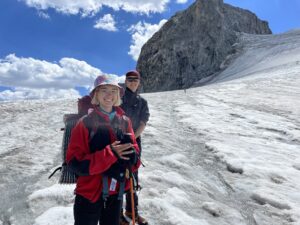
[[0, 0, 299, 100]]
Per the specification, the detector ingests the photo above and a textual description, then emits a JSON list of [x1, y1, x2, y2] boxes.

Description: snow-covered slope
[[211, 29, 300, 85], [0, 30, 299, 225]]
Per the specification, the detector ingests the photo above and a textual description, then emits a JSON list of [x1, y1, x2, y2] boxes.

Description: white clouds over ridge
[[3, 0, 175, 100], [21, 0, 170, 16], [128, 20, 167, 61]]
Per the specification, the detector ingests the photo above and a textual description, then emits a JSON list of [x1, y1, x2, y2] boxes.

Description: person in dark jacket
[[120, 70, 150, 225], [66, 75, 140, 225]]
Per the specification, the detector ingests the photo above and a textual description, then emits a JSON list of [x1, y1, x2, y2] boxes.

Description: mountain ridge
[[137, 0, 272, 92]]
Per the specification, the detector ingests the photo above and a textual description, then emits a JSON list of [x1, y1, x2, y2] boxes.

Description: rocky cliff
[[136, 0, 272, 92]]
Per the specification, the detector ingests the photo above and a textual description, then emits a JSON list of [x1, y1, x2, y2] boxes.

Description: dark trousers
[[74, 194, 121, 225]]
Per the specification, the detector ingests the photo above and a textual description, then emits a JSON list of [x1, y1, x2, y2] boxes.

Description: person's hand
[[110, 141, 134, 161]]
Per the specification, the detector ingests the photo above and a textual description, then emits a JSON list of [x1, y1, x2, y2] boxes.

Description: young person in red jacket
[[66, 75, 140, 225]]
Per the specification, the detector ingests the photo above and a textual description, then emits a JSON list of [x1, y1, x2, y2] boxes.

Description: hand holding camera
[[110, 133, 137, 165]]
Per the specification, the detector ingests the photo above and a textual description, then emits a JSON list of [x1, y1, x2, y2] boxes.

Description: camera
[[118, 132, 136, 165], [119, 133, 133, 144]]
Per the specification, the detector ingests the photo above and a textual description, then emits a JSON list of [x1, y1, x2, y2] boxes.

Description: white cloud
[[176, 0, 188, 3], [37, 11, 50, 19], [21, 0, 170, 16], [0, 87, 80, 101], [22, 0, 102, 17], [94, 14, 117, 31], [0, 54, 101, 89], [127, 19, 167, 61], [118, 75, 125, 83], [0, 54, 123, 100]]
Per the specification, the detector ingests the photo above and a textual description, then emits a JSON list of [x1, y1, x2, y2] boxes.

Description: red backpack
[[78, 95, 93, 116]]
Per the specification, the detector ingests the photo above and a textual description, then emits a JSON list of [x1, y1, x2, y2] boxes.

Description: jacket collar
[[93, 105, 125, 121], [125, 87, 137, 97]]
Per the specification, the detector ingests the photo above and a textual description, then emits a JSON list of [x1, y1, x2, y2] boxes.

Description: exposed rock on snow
[[137, 0, 271, 92]]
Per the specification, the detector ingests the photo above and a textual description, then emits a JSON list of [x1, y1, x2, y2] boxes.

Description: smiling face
[[95, 84, 119, 112], [125, 76, 140, 92]]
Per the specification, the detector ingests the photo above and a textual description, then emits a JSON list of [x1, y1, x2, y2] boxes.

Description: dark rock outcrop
[[137, 0, 272, 92]]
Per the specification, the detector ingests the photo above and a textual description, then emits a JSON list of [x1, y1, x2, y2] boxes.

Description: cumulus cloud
[[21, 0, 170, 16], [127, 19, 167, 61], [0, 88, 80, 101], [176, 0, 188, 3], [118, 75, 125, 83], [22, 0, 102, 17], [94, 14, 117, 31], [0, 54, 101, 89], [0, 54, 122, 100], [37, 11, 50, 19]]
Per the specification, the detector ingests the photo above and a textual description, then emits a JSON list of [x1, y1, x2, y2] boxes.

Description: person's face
[[125, 76, 140, 92], [95, 85, 119, 112]]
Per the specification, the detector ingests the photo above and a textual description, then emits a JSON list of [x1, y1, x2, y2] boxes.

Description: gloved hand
[[119, 148, 137, 166], [110, 142, 137, 166], [117, 133, 137, 166], [104, 146, 137, 182]]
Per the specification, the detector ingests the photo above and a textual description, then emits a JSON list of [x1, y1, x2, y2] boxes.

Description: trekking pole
[[129, 168, 136, 225]]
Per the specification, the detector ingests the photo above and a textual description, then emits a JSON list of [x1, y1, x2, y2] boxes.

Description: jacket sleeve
[[66, 120, 118, 176], [140, 98, 150, 124]]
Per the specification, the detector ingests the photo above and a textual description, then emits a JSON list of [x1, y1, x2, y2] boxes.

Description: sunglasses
[[126, 78, 139, 82]]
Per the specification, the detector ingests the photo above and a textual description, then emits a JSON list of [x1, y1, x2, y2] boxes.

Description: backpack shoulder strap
[[82, 111, 109, 142], [121, 115, 130, 131]]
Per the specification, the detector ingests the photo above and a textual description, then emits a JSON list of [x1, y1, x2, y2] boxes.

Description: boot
[[125, 210, 148, 225]]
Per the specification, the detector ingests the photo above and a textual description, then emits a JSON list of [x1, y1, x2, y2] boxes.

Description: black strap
[[102, 175, 109, 201], [118, 181, 126, 200], [48, 166, 62, 179]]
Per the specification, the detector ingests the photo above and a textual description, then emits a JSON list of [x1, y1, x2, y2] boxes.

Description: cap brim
[[126, 70, 140, 79]]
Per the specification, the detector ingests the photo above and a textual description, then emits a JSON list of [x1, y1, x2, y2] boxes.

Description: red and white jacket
[[66, 106, 140, 203]]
